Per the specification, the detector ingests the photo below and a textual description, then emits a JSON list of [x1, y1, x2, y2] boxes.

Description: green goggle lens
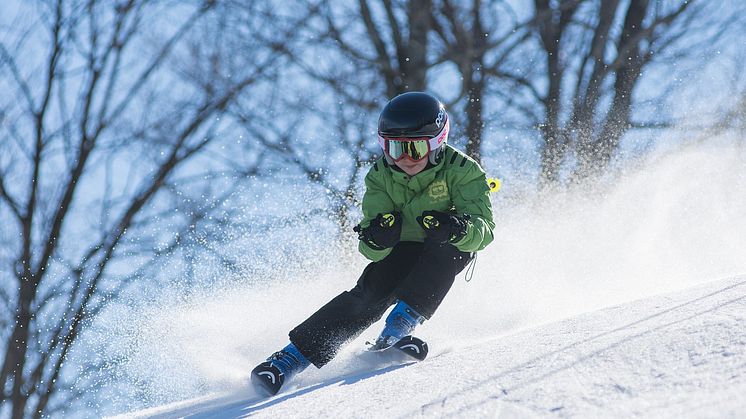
[[386, 138, 430, 161]]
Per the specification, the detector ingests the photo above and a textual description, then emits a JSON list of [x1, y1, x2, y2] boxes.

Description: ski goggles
[[383, 137, 432, 162], [378, 118, 450, 162]]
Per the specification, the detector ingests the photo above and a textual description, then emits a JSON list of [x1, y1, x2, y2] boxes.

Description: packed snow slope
[[103, 141, 746, 417], [117, 276, 746, 418]]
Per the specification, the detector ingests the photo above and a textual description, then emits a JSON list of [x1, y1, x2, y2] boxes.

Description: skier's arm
[[358, 168, 396, 261], [451, 168, 495, 253]]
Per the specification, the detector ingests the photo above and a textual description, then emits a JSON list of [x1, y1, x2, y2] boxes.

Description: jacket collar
[[387, 153, 446, 192]]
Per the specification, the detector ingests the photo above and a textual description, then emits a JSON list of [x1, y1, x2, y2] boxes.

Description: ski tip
[[365, 336, 429, 360], [394, 336, 428, 361], [250, 362, 284, 397]]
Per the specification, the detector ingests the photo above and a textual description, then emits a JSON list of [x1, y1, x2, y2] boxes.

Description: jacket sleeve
[[358, 166, 396, 261], [451, 164, 495, 253]]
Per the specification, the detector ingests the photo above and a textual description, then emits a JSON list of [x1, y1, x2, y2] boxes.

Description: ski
[[366, 335, 428, 361], [250, 361, 285, 396], [392, 335, 428, 361]]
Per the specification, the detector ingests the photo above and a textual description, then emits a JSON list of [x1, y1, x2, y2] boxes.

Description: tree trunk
[[535, 0, 576, 186], [575, 0, 647, 177], [464, 0, 486, 163], [402, 0, 431, 92]]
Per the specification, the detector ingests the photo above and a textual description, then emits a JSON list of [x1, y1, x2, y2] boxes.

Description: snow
[[111, 276, 746, 418], [105, 141, 746, 418]]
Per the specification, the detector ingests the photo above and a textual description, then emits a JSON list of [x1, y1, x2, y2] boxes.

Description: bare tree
[[0, 1, 286, 416], [354, 0, 433, 96], [485, 0, 737, 185], [431, 0, 490, 162], [430, 0, 531, 163], [320, 0, 511, 163], [572, 0, 689, 177], [223, 0, 438, 235], [535, 0, 729, 183], [249, 0, 517, 232]]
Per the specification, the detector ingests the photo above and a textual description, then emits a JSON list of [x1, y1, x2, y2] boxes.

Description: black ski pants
[[289, 241, 472, 368]]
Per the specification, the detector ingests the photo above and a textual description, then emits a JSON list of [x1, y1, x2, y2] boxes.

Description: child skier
[[251, 91, 495, 396]]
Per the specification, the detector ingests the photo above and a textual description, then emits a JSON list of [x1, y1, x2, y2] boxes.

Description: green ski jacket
[[358, 144, 495, 261]]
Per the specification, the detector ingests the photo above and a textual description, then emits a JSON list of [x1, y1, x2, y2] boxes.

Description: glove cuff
[[361, 233, 386, 250], [354, 225, 385, 250]]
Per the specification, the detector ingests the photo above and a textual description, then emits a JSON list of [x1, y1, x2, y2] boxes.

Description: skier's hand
[[354, 212, 402, 250], [417, 210, 469, 244]]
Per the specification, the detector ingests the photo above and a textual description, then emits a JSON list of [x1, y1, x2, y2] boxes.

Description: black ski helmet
[[377, 92, 450, 164]]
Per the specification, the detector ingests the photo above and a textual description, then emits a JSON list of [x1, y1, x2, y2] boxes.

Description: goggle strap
[[428, 118, 449, 151]]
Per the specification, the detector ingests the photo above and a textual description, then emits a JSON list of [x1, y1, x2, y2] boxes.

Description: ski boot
[[368, 300, 425, 352], [251, 342, 310, 396]]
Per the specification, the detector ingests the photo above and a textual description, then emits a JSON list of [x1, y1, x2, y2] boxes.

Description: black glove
[[353, 212, 402, 250], [416, 210, 469, 244]]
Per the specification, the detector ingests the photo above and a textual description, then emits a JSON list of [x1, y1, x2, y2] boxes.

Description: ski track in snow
[[113, 276, 746, 418]]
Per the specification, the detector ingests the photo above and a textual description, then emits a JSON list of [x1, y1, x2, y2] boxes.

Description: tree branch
[[0, 172, 22, 222]]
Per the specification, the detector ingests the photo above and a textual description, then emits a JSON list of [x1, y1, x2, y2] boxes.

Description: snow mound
[[112, 276, 746, 418]]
